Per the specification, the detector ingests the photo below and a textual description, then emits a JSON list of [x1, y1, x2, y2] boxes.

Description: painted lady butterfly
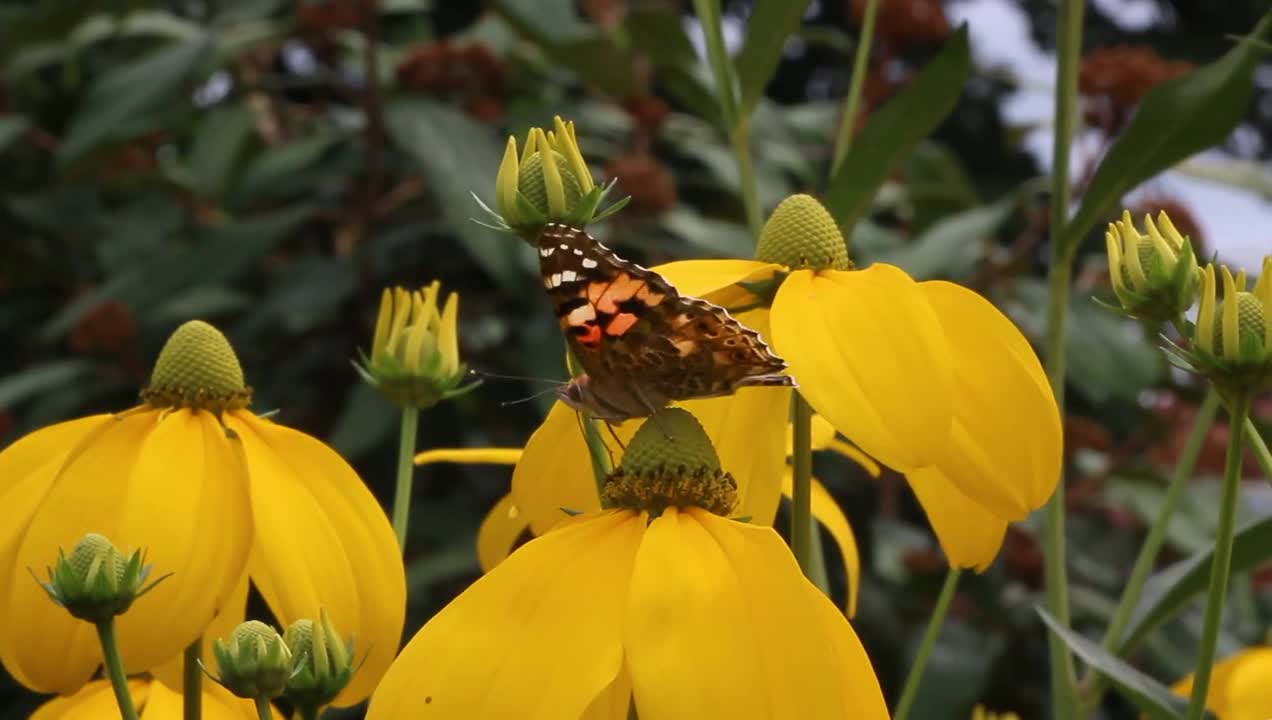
[[536, 223, 794, 421]]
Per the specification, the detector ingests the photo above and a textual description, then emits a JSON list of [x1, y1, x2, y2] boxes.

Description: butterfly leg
[[603, 422, 627, 453]]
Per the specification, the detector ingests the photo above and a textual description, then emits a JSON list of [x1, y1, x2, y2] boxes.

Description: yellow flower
[[1177, 257, 1272, 392], [31, 676, 283, 719], [370, 409, 888, 720], [355, 282, 478, 409], [1105, 210, 1199, 322], [1172, 646, 1272, 720], [480, 115, 627, 237], [971, 705, 1021, 720], [0, 320, 404, 705], [653, 193, 1062, 570]]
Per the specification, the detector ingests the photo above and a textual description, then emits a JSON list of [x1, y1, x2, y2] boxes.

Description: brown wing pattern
[[535, 223, 793, 403]]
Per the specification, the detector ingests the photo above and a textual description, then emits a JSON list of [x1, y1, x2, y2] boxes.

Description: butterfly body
[[536, 223, 793, 421]]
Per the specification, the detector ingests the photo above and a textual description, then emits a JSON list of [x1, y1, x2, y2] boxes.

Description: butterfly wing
[[536, 223, 793, 407]]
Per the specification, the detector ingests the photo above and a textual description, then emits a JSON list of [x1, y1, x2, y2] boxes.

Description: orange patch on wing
[[577, 323, 603, 348], [605, 312, 639, 337], [590, 273, 647, 314]]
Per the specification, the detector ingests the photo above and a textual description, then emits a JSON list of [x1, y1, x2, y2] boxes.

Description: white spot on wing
[[581, 258, 599, 269], [540, 247, 553, 257], [573, 248, 584, 255], [559, 243, 569, 250], [561, 270, 578, 283], [567, 304, 597, 324]]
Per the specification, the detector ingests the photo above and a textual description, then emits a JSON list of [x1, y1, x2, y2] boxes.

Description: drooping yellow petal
[[581, 673, 632, 720], [771, 266, 954, 473], [366, 511, 645, 720], [651, 259, 780, 300], [826, 439, 883, 477], [1220, 647, 1272, 720], [919, 281, 1061, 520], [780, 472, 861, 616], [227, 412, 405, 706], [31, 678, 151, 719], [512, 403, 619, 534], [906, 466, 1007, 571], [415, 448, 522, 466], [1171, 647, 1258, 718], [4, 409, 252, 694], [477, 493, 529, 572], [623, 508, 887, 719], [681, 388, 790, 523], [151, 570, 250, 691], [142, 677, 279, 719]]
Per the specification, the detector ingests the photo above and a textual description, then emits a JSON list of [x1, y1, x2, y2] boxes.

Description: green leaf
[[0, 360, 95, 409], [1037, 609, 1193, 720], [1059, 11, 1272, 255], [491, 0, 633, 96], [58, 36, 212, 163], [1121, 516, 1272, 655], [188, 104, 255, 199], [824, 25, 970, 238], [877, 198, 1012, 280], [384, 97, 530, 293], [232, 129, 347, 203], [734, 0, 811, 116], [624, 4, 720, 126], [0, 115, 29, 154]]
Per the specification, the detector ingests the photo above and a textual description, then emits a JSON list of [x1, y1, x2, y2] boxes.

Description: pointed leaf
[[734, 0, 812, 116], [824, 25, 970, 238]]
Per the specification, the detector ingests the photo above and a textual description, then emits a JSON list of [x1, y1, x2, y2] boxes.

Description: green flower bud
[[1175, 259, 1272, 392], [33, 533, 165, 624], [283, 609, 357, 711], [1104, 210, 1200, 322], [601, 408, 737, 518], [211, 621, 294, 700], [481, 116, 629, 241], [354, 281, 481, 409]]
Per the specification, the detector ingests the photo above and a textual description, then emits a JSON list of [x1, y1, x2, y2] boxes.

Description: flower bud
[[355, 281, 480, 409], [1169, 258, 1272, 393], [479, 116, 629, 240], [283, 609, 357, 710], [1104, 210, 1200, 322], [211, 621, 294, 700], [33, 533, 164, 624]]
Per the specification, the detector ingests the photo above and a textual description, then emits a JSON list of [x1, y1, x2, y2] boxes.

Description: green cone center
[[142, 320, 252, 412], [601, 408, 737, 517], [754, 194, 851, 271]]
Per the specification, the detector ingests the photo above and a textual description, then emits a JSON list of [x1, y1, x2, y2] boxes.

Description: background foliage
[[1, 0, 1270, 717]]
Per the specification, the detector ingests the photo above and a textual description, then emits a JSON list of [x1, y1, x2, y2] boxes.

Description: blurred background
[[1, 0, 1270, 717]]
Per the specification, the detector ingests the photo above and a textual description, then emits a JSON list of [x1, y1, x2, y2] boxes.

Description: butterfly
[[535, 223, 794, 422]]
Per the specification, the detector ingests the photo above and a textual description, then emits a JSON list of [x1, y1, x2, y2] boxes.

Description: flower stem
[[184, 637, 202, 720], [297, 705, 320, 720], [254, 697, 273, 720], [1184, 391, 1251, 720], [892, 568, 961, 720], [95, 619, 139, 720], [391, 407, 420, 551], [1244, 417, 1272, 483], [791, 393, 814, 576], [831, 0, 880, 174], [581, 415, 614, 495], [729, 120, 763, 238], [1041, 1, 1084, 717]]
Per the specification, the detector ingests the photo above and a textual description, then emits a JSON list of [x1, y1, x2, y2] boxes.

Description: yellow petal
[[781, 472, 861, 616], [623, 508, 887, 719], [142, 677, 281, 719], [771, 266, 954, 473], [650, 259, 779, 300], [4, 410, 252, 693], [227, 412, 405, 706], [366, 511, 645, 720], [512, 402, 618, 535], [477, 493, 529, 572], [826, 438, 883, 477], [919, 281, 1061, 520], [151, 570, 250, 690], [31, 678, 151, 720], [415, 448, 522, 466], [438, 291, 460, 376], [906, 466, 1007, 571], [581, 673, 632, 720], [495, 135, 520, 216], [681, 388, 790, 523], [1221, 647, 1272, 720], [1172, 647, 1258, 717]]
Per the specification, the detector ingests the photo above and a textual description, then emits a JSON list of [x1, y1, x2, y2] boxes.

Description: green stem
[[830, 0, 880, 173], [1184, 392, 1250, 720], [791, 393, 814, 576], [297, 705, 320, 720], [391, 407, 420, 551], [1244, 417, 1272, 482], [1041, 1, 1084, 717], [892, 569, 961, 720], [96, 619, 139, 720], [729, 120, 763, 238], [581, 415, 614, 496], [254, 697, 273, 720], [183, 637, 202, 720]]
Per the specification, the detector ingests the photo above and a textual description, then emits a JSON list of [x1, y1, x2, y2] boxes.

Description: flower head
[[33, 675, 282, 718], [0, 320, 404, 705], [478, 116, 628, 239], [356, 282, 479, 409], [33, 532, 166, 624], [1171, 258, 1272, 393], [1104, 209, 1199, 322], [211, 621, 294, 700], [283, 609, 357, 711], [368, 408, 888, 720]]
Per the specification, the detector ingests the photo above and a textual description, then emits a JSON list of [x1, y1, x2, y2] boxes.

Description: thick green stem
[[1244, 417, 1272, 483], [184, 637, 202, 720], [1042, 1, 1084, 717], [729, 120, 763, 238], [582, 416, 614, 495], [391, 407, 420, 551], [892, 569, 961, 720], [96, 619, 139, 720], [831, 0, 880, 173], [297, 705, 320, 720], [1184, 392, 1250, 720], [791, 393, 814, 576], [254, 697, 273, 720]]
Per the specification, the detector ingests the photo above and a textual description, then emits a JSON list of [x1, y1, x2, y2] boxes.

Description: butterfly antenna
[[499, 385, 565, 408], [469, 368, 566, 385]]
